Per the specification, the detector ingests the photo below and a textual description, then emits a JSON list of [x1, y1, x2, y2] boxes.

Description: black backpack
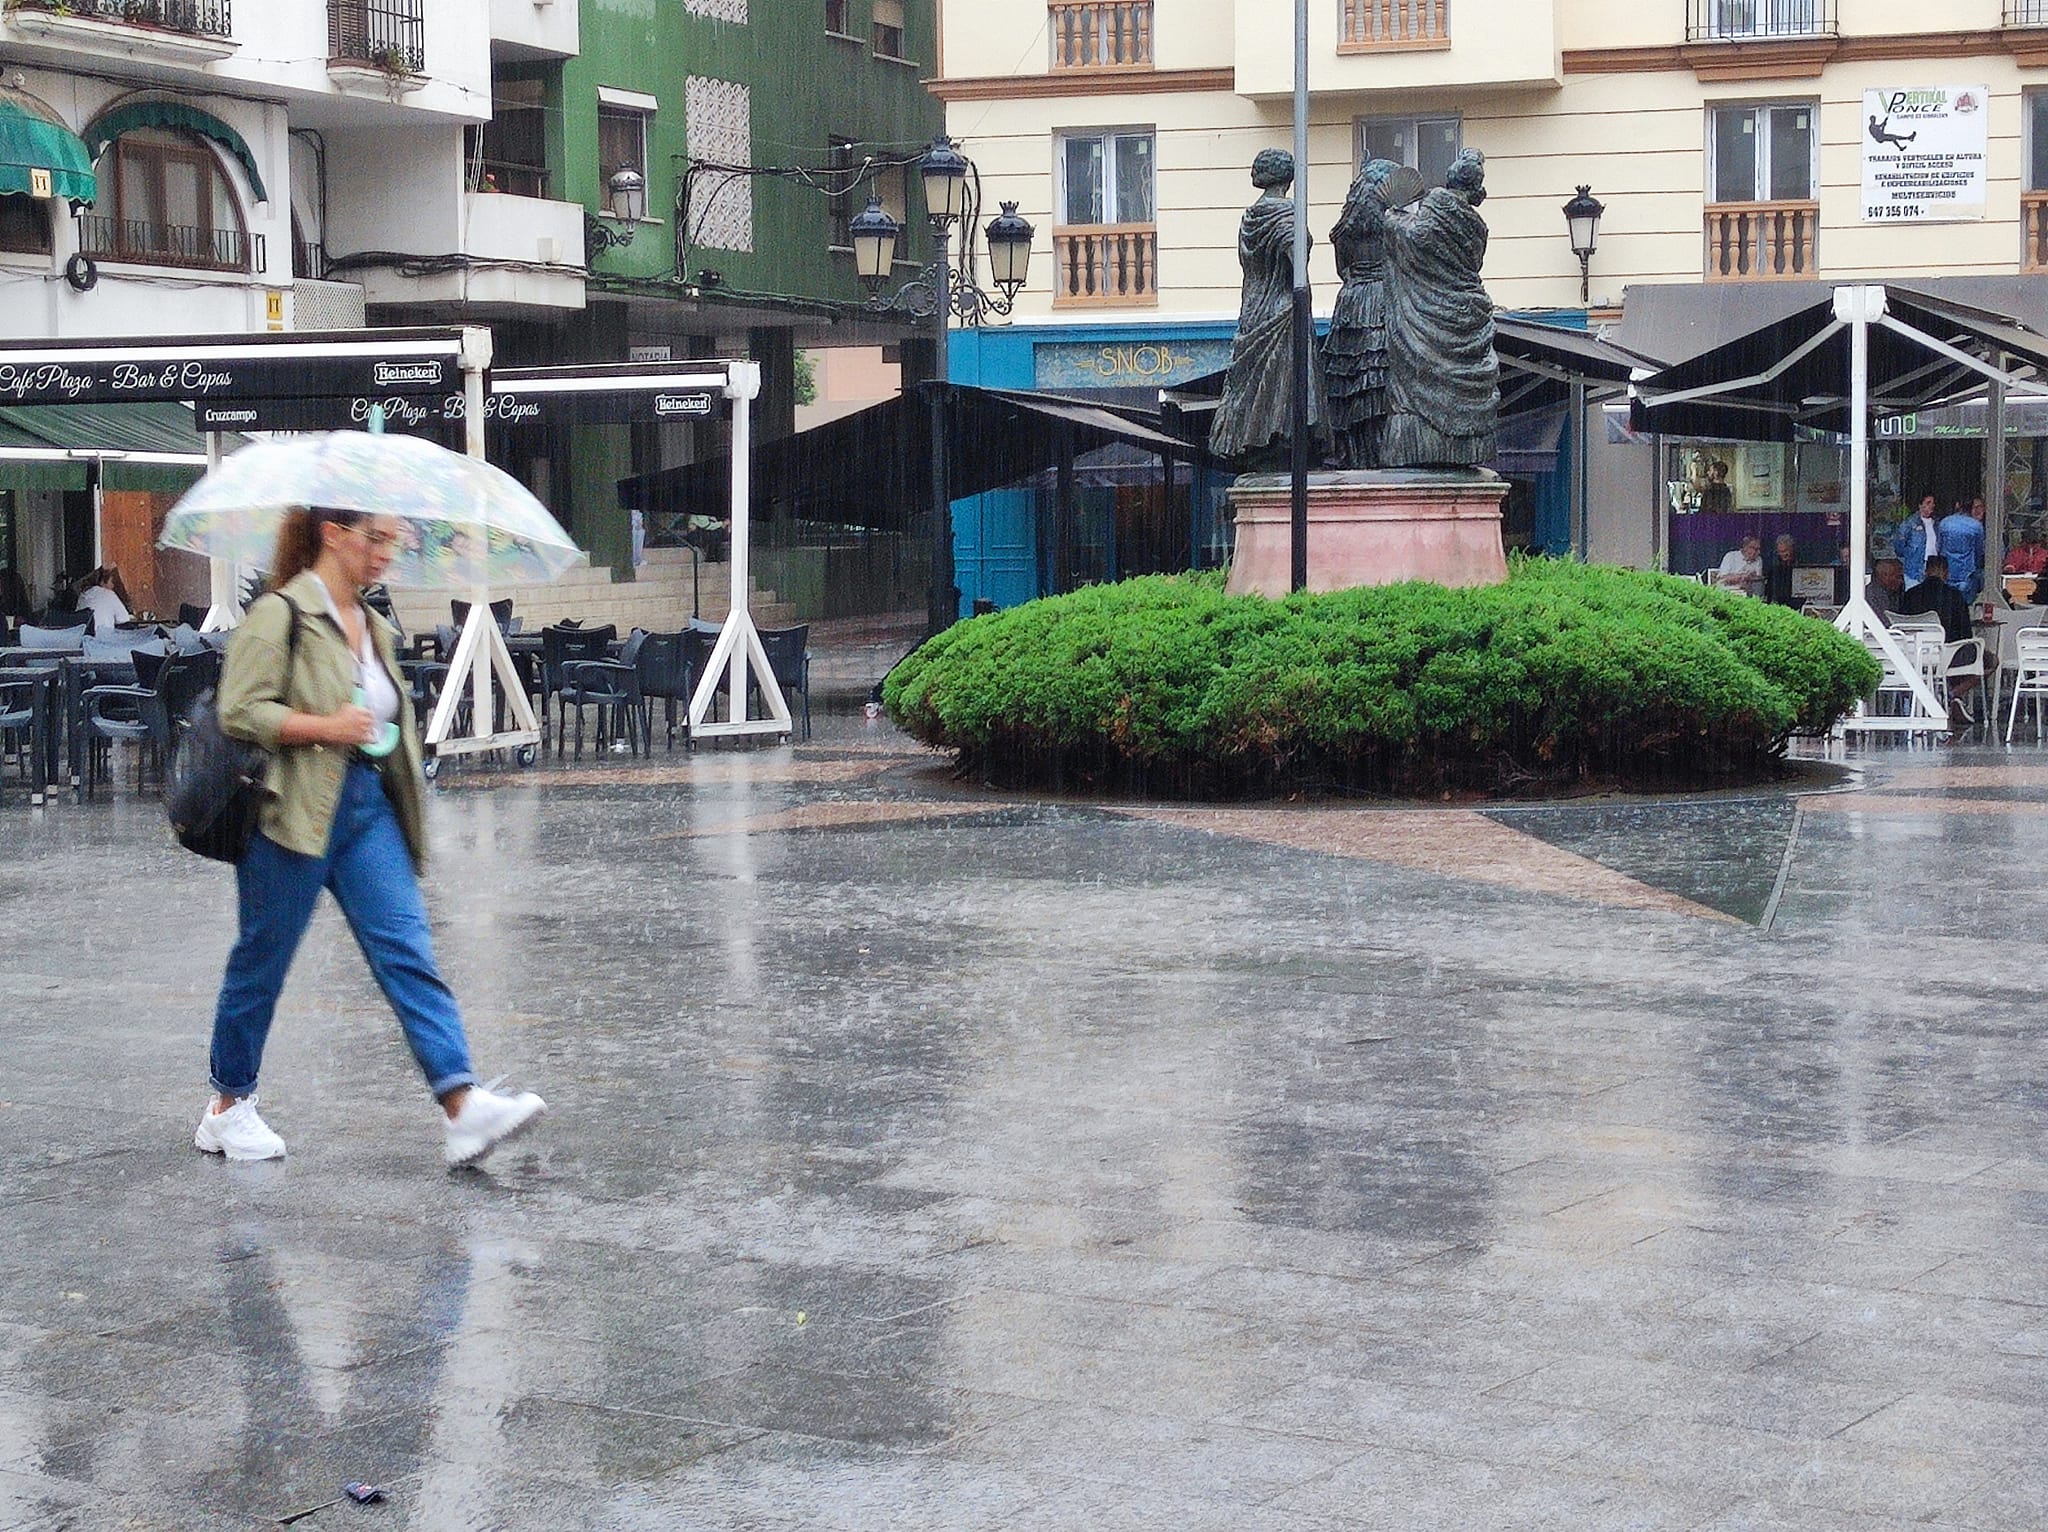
[[166, 596, 300, 864]]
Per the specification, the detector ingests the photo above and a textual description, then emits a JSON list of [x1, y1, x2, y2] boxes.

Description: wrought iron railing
[[293, 238, 325, 278], [1340, 0, 1449, 50], [328, 0, 425, 75], [79, 213, 262, 273], [1704, 201, 1817, 280], [1052, 224, 1156, 307], [2008, 0, 2048, 23], [7, 0, 232, 36], [470, 160, 550, 199], [1049, 2, 1153, 70], [1686, 0, 1836, 41]]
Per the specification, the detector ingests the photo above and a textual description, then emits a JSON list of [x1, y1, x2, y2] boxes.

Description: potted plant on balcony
[[368, 42, 420, 78]]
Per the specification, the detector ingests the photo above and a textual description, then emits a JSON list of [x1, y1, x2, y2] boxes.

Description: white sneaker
[[194, 1095, 286, 1161], [444, 1083, 547, 1168]]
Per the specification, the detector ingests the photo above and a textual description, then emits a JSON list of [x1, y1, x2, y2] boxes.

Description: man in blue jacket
[[1938, 496, 1988, 603], [1892, 493, 1942, 586]]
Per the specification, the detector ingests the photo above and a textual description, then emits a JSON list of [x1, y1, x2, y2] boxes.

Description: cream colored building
[[933, 0, 2048, 585]]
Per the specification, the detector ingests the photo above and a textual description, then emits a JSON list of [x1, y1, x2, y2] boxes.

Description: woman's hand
[[317, 705, 377, 747]]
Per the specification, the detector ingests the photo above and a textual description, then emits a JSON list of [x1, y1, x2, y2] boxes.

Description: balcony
[[1340, 0, 1450, 53], [1704, 201, 1817, 281], [1049, 2, 1153, 71], [2006, 1, 2048, 22], [327, 0, 426, 94], [78, 212, 262, 274], [1052, 224, 1156, 308], [2023, 192, 2048, 272], [1686, 0, 1836, 41], [3, 0, 236, 64]]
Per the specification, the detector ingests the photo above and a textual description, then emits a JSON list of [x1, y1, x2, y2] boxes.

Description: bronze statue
[[1209, 150, 1324, 464], [1325, 158, 1397, 470], [1380, 149, 1500, 468]]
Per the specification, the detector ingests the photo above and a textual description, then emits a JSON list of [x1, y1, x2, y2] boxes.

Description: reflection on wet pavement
[[3, 726, 2048, 1528]]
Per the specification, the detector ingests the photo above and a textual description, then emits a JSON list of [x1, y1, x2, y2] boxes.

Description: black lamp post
[[1563, 184, 1604, 306], [853, 136, 1032, 636]]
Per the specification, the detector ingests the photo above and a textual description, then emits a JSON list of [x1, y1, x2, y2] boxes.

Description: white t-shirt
[[1717, 550, 1763, 588], [315, 584, 400, 726], [76, 583, 129, 631]]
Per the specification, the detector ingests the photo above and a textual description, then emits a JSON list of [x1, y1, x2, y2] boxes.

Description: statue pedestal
[[1224, 469, 1510, 597]]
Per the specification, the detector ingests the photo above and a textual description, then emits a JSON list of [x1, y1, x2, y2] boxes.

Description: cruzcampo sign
[[1861, 86, 1988, 223]]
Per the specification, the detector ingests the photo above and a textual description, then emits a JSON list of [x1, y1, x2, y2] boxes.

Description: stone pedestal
[[1224, 469, 1511, 597]]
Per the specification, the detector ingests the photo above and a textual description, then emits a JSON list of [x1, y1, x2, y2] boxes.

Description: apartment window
[[1358, 114, 1461, 188], [1059, 128, 1154, 226], [2029, 91, 2048, 190], [2025, 92, 2048, 271], [1054, 128, 1156, 306], [1710, 101, 1815, 203], [825, 0, 850, 32], [872, 0, 907, 58], [84, 128, 253, 271], [0, 195, 51, 256], [597, 90, 655, 202]]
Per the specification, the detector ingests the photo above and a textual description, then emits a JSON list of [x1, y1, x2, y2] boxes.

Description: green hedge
[[882, 560, 1881, 797]]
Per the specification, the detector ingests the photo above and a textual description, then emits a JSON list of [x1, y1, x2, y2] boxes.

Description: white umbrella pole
[[1833, 285, 1945, 732], [200, 431, 242, 632], [426, 327, 541, 758], [686, 359, 791, 739]]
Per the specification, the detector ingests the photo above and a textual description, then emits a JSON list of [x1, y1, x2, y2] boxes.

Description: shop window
[[84, 128, 252, 271], [0, 194, 51, 256], [1357, 114, 1461, 187], [872, 0, 907, 59]]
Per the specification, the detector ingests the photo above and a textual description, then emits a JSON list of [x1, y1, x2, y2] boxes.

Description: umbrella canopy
[[160, 431, 581, 589]]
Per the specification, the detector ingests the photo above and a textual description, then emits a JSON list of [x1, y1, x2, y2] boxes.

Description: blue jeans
[[209, 761, 476, 1099]]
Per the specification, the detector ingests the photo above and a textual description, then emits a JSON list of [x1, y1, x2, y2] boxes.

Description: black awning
[[1629, 285, 2048, 442], [617, 384, 1213, 528]]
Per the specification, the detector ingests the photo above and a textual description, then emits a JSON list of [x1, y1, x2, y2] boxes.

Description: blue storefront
[[947, 320, 1238, 613]]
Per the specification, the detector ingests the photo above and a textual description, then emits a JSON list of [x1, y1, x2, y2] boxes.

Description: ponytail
[[268, 506, 362, 590]]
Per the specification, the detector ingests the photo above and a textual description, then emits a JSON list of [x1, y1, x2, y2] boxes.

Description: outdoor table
[[0, 666, 58, 805], [61, 656, 139, 800]]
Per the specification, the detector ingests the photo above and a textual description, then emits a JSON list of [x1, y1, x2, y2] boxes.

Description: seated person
[[1897, 554, 1989, 723], [1865, 556, 1905, 623], [1715, 534, 1764, 596], [1764, 533, 1800, 606], [73, 564, 131, 633], [2005, 532, 2048, 577]]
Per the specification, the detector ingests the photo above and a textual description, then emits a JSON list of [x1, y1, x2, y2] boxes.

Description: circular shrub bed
[[883, 560, 1882, 798]]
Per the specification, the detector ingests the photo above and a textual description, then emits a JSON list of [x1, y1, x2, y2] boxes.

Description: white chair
[[1992, 606, 2046, 716], [1868, 629, 1948, 720], [2006, 627, 2048, 743]]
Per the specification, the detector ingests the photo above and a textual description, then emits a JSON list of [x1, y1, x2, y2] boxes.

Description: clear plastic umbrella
[[159, 431, 579, 589]]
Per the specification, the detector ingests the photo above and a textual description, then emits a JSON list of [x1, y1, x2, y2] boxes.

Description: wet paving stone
[[4, 727, 2048, 1525]]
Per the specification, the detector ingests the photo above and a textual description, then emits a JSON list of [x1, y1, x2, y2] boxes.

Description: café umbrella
[[158, 430, 580, 589]]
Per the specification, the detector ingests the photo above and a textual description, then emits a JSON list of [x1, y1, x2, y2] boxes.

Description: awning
[[1629, 286, 2048, 441], [618, 384, 1214, 529], [82, 100, 266, 203], [0, 85, 95, 208], [0, 400, 233, 494]]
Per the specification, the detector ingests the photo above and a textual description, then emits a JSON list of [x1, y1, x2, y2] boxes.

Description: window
[[1358, 115, 1461, 188], [597, 93, 654, 207], [1710, 101, 1815, 202], [473, 78, 549, 197], [1058, 129, 1154, 226], [872, 0, 906, 59], [85, 128, 251, 270], [0, 194, 51, 256], [824, 0, 850, 33], [2030, 91, 2048, 191], [1701, 0, 1822, 39]]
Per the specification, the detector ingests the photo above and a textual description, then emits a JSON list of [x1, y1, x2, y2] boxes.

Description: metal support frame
[[424, 326, 543, 760]]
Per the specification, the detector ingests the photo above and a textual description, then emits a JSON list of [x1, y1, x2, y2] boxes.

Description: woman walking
[[195, 505, 544, 1167]]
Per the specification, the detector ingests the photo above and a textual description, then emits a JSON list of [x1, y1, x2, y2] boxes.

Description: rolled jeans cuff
[[209, 1072, 255, 1098], [429, 1069, 478, 1100]]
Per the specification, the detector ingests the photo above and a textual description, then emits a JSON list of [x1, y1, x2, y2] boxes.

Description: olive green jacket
[[215, 570, 429, 868]]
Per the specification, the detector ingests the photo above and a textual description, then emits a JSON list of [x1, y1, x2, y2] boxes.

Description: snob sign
[[1861, 86, 1989, 223]]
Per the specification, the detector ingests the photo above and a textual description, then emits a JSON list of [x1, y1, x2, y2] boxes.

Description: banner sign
[[1861, 86, 1988, 223], [195, 388, 724, 433], [0, 353, 457, 408], [1035, 338, 1232, 392]]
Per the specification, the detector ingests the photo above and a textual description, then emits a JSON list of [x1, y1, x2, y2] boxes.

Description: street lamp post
[[852, 136, 1032, 636]]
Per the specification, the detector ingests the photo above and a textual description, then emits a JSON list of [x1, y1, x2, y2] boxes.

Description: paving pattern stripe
[[1871, 766, 2048, 789], [1798, 795, 2042, 816], [656, 801, 1024, 839], [1105, 807, 1744, 923], [443, 758, 913, 791]]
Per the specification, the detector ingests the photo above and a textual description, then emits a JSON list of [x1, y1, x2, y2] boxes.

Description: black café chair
[[452, 597, 514, 632], [634, 630, 695, 751], [540, 622, 614, 745], [558, 631, 646, 759], [754, 624, 812, 742], [177, 602, 210, 631], [0, 674, 43, 805]]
